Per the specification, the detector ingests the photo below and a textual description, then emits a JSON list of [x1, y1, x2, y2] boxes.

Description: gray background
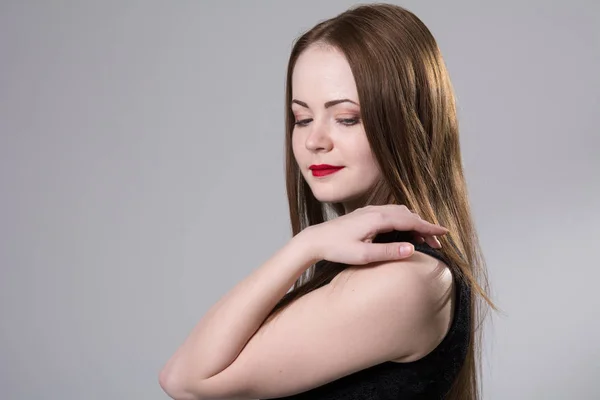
[[1, 1, 598, 399]]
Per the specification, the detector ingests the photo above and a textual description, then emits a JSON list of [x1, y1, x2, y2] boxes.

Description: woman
[[159, 3, 495, 399]]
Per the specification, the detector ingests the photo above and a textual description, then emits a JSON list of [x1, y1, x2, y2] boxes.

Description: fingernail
[[400, 244, 414, 256]]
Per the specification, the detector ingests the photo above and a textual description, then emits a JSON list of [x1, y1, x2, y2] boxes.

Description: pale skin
[[159, 45, 456, 400]]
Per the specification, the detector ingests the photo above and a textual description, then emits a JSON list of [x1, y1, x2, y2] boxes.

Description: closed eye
[[293, 118, 313, 127], [338, 118, 360, 126], [293, 118, 361, 127]]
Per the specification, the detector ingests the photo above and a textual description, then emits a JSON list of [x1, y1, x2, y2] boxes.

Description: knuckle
[[374, 210, 386, 221], [385, 244, 396, 259], [358, 247, 371, 264]]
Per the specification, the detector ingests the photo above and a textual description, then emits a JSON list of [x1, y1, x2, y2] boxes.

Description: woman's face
[[291, 44, 381, 213]]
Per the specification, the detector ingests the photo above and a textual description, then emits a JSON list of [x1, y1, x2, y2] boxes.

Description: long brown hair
[[266, 3, 497, 399]]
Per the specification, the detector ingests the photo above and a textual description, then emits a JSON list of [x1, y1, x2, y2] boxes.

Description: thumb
[[366, 242, 414, 263], [398, 243, 415, 258]]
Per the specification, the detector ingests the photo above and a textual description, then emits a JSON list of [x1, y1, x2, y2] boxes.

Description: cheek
[[348, 138, 377, 166], [365, 151, 379, 168], [362, 156, 380, 178], [355, 146, 380, 177], [291, 135, 304, 165]]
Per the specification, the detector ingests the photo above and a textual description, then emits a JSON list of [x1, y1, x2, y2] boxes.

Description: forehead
[[291, 45, 358, 100]]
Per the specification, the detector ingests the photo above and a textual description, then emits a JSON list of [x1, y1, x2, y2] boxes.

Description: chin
[[307, 189, 342, 203], [310, 193, 341, 203], [311, 190, 360, 205]]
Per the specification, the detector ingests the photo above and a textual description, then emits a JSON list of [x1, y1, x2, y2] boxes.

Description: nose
[[305, 121, 333, 152]]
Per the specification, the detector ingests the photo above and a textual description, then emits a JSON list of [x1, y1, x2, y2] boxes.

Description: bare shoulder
[[332, 249, 456, 362]]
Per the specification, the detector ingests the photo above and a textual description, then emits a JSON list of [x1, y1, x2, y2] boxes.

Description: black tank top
[[265, 230, 471, 399]]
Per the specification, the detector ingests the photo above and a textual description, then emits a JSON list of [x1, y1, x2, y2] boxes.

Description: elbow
[[159, 368, 201, 400]]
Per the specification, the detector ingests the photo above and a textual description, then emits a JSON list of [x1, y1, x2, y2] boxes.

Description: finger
[[362, 242, 414, 264], [395, 206, 448, 233], [410, 232, 426, 244], [425, 235, 442, 249], [372, 206, 449, 235], [411, 230, 439, 248], [408, 214, 430, 245], [402, 214, 449, 236]]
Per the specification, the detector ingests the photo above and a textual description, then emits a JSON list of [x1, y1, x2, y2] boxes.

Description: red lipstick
[[309, 164, 344, 177]]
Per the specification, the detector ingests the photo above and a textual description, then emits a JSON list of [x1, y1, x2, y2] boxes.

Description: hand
[[304, 205, 450, 265]]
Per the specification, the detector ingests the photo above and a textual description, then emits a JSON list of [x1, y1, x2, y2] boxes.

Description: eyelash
[[293, 118, 360, 127]]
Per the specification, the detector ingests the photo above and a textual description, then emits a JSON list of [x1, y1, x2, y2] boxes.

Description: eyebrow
[[291, 99, 359, 109]]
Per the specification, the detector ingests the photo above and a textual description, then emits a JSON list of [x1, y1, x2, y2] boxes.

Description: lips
[[309, 164, 343, 170], [309, 165, 344, 177]]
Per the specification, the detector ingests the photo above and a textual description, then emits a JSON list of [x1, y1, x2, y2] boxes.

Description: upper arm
[[187, 252, 454, 399]]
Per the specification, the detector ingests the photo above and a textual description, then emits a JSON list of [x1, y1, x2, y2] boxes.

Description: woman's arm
[[158, 229, 317, 399], [158, 205, 450, 400]]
